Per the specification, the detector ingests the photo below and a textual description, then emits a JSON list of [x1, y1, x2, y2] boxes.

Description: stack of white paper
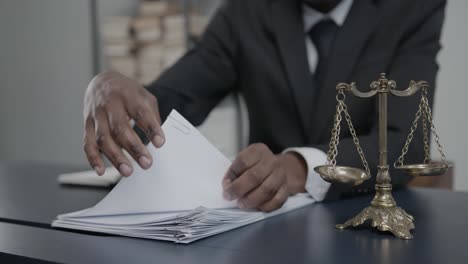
[[52, 110, 315, 243]]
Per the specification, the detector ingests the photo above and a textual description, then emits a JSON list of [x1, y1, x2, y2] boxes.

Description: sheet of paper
[[70, 110, 236, 218]]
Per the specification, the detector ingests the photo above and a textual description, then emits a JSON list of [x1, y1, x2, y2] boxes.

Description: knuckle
[[133, 107, 147, 122], [110, 125, 128, 139], [148, 94, 158, 105], [251, 143, 267, 153], [272, 157, 283, 171], [261, 182, 277, 197], [108, 151, 123, 163], [93, 105, 110, 117], [230, 184, 242, 196], [262, 143, 273, 153], [139, 90, 157, 106], [146, 124, 158, 138], [99, 102, 113, 113], [83, 142, 96, 153], [236, 156, 249, 171], [228, 183, 244, 198], [247, 170, 263, 185], [128, 141, 143, 156], [96, 134, 107, 147]]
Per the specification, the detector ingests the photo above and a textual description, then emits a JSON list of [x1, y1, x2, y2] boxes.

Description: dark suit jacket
[[146, 0, 446, 200]]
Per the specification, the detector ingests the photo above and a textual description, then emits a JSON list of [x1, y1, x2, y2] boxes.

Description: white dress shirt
[[283, 0, 353, 202]]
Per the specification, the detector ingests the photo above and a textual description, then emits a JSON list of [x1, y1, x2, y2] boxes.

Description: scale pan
[[396, 162, 453, 177], [314, 165, 370, 186]]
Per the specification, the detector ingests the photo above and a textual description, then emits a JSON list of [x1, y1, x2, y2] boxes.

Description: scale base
[[335, 184, 415, 239]]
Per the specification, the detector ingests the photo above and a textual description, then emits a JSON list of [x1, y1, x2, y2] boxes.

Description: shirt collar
[[303, 0, 354, 32]]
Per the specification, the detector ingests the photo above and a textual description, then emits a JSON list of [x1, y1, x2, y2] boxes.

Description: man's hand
[[222, 143, 308, 212], [83, 71, 165, 177]]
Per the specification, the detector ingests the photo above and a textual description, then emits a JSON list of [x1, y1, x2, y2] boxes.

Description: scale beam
[[337, 73, 429, 98], [390, 80, 428, 97], [336, 82, 377, 98]]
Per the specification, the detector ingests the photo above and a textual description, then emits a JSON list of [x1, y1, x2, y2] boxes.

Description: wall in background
[[0, 0, 94, 166], [433, 0, 468, 191]]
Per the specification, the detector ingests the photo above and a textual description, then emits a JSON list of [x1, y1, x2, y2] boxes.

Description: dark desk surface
[[0, 162, 108, 227], [1, 162, 468, 264]]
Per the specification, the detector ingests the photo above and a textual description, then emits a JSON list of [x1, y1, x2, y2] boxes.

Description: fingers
[[107, 102, 153, 170], [84, 117, 105, 176], [229, 144, 265, 176], [222, 168, 237, 189], [223, 158, 274, 201], [94, 109, 133, 177], [127, 92, 165, 148], [258, 185, 289, 213], [223, 143, 288, 212], [83, 71, 165, 175], [237, 168, 285, 210], [85, 97, 158, 176], [222, 143, 267, 189]]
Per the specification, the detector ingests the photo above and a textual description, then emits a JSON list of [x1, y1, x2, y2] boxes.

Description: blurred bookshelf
[[100, 0, 223, 85]]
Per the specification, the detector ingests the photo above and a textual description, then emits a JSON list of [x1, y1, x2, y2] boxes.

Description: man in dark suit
[[83, 0, 446, 212]]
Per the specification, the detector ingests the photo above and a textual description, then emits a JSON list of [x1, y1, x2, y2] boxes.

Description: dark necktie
[[308, 19, 339, 85]]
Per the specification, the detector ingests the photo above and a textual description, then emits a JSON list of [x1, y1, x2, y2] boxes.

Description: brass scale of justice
[[314, 73, 452, 240]]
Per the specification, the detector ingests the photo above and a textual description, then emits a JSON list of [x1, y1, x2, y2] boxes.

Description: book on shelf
[[103, 40, 135, 57], [133, 17, 163, 43], [139, 0, 170, 16], [108, 56, 137, 78], [101, 16, 132, 42]]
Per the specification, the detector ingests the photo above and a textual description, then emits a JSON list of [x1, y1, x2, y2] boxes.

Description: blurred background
[[0, 0, 466, 190]]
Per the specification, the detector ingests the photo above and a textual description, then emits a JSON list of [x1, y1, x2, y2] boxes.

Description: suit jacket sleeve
[[144, 3, 239, 126], [316, 0, 446, 201]]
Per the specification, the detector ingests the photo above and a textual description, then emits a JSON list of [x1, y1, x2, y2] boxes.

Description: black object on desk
[[0, 162, 467, 263]]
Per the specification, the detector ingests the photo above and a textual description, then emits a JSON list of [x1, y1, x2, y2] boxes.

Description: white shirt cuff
[[283, 147, 330, 202]]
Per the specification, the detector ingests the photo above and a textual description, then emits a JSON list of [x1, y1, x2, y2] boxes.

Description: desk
[[0, 162, 467, 263], [0, 162, 108, 226]]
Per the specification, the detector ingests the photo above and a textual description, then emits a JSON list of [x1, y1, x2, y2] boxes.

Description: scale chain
[[422, 105, 430, 163], [421, 91, 448, 165], [394, 87, 448, 167], [327, 102, 343, 167], [327, 90, 371, 176], [341, 102, 371, 176], [394, 98, 423, 168]]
